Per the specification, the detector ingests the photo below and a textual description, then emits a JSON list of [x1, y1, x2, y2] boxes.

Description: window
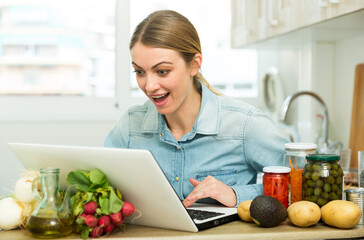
[[0, 0, 258, 121], [0, 1, 115, 97], [129, 0, 258, 98]]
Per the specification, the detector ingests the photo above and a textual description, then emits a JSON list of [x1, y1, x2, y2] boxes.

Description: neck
[[165, 88, 201, 141]]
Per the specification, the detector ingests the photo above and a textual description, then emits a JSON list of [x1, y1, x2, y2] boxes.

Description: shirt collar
[[141, 83, 219, 135]]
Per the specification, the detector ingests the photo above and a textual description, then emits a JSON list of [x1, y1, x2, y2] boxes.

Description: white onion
[[15, 177, 35, 203], [0, 198, 23, 230]]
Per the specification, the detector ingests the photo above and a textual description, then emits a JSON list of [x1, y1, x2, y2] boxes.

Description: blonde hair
[[130, 10, 221, 95]]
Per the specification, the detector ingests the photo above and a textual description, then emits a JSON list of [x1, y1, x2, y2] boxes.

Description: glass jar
[[284, 143, 317, 204], [27, 168, 74, 238], [263, 166, 291, 208], [302, 154, 343, 207]]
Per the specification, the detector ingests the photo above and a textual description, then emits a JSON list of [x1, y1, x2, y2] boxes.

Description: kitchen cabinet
[[232, 0, 364, 48]]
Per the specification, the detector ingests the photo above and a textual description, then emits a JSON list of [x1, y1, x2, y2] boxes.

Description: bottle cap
[[306, 154, 340, 161], [284, 142, 317, 150], [263, 166, 291, 173]]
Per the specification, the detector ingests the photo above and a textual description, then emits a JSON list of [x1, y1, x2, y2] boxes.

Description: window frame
[[0, 0, 261, 122]]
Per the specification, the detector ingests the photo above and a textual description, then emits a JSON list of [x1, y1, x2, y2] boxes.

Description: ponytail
[[194, 72, 221, 96]]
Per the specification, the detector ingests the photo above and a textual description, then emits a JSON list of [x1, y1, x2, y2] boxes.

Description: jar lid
[[306, 154, 340, 161], [263, 166, 291, 173], [284, 142, 317, 150]]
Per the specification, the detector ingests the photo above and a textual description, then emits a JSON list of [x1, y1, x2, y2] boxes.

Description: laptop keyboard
[[187, 209, 224, 220]]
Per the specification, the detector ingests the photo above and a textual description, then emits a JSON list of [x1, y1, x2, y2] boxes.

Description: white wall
[[333, 34, 364, 149]]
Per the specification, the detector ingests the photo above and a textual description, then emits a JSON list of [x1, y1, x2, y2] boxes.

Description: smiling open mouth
[[151, 93, 170, 103]]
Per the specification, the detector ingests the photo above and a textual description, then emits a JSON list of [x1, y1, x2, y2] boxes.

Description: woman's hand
[[182, 176, 237, 208]]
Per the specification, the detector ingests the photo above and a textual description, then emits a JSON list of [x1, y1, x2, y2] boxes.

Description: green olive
[[331, 184, 338, 192], [303, 183, 308, 190], [311, 172, 320, 181], [309, 195, 318, 202], [337, 189, 342, 196], [316, 179, 324, 187], [306, 164, 313, 171], [307, 180, 315, 187], [335, 177, 342, 185], [338, 167, 343, 177], [331, 163, 339, 170], [306, 188, 314, 196], [314, 187, 322, 196], [330, 170, 339, 178], [304, 171, 312, 179], [312, 164, 322, 172], [324, 183, 331, 193], [329, 192, 338, 200], [321, 192, 330, 200], [326, 176, 335, 185], [317, 198, 328, 207]]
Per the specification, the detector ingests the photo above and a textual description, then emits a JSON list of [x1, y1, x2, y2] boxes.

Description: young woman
[[105, 10, 289, 208]]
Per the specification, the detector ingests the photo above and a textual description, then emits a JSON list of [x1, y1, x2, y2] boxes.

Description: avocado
[[249, 195, 288, 227]]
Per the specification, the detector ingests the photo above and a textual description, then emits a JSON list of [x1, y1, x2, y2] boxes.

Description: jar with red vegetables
[[262, 166, 291, 208]]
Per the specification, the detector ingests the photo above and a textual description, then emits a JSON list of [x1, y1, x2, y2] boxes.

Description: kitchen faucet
[[280, 91, 329, 152]]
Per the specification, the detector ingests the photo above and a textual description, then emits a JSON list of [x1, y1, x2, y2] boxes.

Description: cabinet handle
[[267, 0, 279, 27]]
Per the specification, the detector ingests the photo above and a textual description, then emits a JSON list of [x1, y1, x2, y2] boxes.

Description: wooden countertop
[[1, 220, 364, 240]]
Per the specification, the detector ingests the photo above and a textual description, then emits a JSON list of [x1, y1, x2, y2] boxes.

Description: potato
[[321, 200, 362, 229], [237, 200, 253, 222], [287, 201, 321, 227]]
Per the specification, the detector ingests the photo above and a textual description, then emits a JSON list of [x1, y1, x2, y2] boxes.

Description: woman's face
[[131, 42, 201, 116]]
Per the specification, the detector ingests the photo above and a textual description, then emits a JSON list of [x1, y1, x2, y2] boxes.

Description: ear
[[190, 53, 202, 77]]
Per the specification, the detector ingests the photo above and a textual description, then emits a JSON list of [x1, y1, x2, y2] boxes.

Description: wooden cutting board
[[349, 64, 364, 168]]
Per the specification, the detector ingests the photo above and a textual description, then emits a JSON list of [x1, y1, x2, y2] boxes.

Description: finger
[[183, 194, 196, 208], [189, 178, 201, 187], [183, 184, 211, 208]]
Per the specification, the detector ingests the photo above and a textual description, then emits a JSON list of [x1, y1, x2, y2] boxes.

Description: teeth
[[152, 94, 167, 99]]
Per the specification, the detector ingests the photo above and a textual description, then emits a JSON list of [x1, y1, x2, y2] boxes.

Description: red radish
[[98, 215, 110, 228], [84, 215, 98, 228], [90, 226, 103, 238], [109, 211, 121, 223], [103, 222, 114, 234], [121, 201, 135, 217], [109, 211, 124, 226], [84, 201, 98, 215]]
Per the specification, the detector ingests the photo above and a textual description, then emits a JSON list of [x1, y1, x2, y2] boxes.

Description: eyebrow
[[131, 61, 173, 70]]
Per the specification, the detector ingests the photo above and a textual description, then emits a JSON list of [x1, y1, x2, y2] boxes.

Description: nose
[[145, 74, 160, 93]]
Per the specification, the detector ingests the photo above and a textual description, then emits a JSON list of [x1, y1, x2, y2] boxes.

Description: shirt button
[[160, 133, 164, 137], [176, 146, 180, 150], [176, 177, 180, 181]]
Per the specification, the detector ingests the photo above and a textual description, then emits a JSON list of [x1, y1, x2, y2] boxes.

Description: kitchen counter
[[1, 220, 364, 240]]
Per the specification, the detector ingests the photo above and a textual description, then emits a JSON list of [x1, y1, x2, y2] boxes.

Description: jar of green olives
[[302, 154, 343, 207]]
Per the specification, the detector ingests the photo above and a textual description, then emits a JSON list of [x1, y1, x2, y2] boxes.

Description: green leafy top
[[67, 168, 123, 217]]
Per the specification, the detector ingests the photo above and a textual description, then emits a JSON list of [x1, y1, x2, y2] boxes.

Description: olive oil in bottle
[[27, 168, 75, 238], [27, 216, 74, 238]]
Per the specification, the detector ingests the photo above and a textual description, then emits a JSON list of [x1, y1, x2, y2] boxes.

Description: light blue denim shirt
[[104, 84, 289, 207]]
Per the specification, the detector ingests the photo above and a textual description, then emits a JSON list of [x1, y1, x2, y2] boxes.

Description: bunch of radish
[[67, 168, 137, 239], [76, 200, 135, 238]]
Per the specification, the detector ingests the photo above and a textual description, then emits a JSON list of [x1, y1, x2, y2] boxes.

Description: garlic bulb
[[0, 198, 23, 230], [15, 177, 35, 203]]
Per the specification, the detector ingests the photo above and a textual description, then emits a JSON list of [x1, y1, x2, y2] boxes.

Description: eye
[[158, 70, 169, 76], [133, 70, 144, 76]]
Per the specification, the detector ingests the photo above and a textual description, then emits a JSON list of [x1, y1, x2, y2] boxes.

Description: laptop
[[8, 143, 238, 232]]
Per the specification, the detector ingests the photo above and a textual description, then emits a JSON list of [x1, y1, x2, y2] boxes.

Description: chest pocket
[[195, 169, 237, 186]]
